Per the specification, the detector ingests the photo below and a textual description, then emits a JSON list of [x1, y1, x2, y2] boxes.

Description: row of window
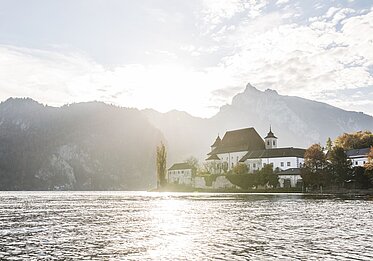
[[355, 161, 366, 165], [170, 170, 189, 174], [248, 161, 293, 169]]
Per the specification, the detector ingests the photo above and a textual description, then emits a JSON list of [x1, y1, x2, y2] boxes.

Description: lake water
[[0, 192, 372, 260]]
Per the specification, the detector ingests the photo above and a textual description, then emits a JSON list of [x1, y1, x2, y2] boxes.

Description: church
[[206, 127, 306, 188]]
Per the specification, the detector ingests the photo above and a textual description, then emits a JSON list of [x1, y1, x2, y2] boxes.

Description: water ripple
[[0, 192, 372, 260]]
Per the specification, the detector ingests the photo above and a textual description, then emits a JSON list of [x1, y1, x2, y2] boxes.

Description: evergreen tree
[[326, 137, 333, 151], [328, 146, 352, 187]]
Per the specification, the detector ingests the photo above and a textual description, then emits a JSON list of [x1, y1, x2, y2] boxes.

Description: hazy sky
[[0, 0, 372, 117]]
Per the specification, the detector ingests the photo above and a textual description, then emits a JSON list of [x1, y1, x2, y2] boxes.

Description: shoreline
[[149, 186, 373, 195]]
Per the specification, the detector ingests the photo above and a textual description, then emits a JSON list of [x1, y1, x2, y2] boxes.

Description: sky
[[0, 0, 372, 117]]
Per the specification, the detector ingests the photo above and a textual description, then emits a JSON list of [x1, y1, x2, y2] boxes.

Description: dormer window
[[267, 141, 270, 145]]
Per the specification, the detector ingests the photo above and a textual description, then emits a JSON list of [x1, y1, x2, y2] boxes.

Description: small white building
[[346, 148, 370, 167], [167, 163, 195, 186], [277, 168, 303, 188]]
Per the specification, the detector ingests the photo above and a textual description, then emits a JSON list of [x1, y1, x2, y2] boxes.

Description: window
[[281, 162, 284, 167], [273, 140, 276, 146], [253, 163, 256, 168], [287, 162, 291, 167], [355, 161, 358, 165], [267, 141, 270, 145], [263, 163, 266, 167], [364, 161, 366, 164]]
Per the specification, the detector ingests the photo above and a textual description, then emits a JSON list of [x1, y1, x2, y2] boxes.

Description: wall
[[350, 157, 368, 167], [278, 174, 302, 188], [167, 169, 193, 186], [245, 157, 304, 172], [194, 175, 236, 189], [217, 151, 248, 171]]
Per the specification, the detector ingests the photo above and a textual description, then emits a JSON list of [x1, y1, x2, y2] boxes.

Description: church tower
[[264, 126, 277, 149]]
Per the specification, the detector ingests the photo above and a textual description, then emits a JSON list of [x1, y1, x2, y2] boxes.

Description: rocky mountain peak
[[243, 82, 260, 93]]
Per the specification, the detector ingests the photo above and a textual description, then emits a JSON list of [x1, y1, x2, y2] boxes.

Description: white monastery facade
[[346, 148, 370, 167], [168, 126, 306, 189], [206, 127, 306, 188]]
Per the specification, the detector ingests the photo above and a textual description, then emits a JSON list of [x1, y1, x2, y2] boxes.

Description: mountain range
[[144, 83, 373, 162], [1, 83, 372, 190]]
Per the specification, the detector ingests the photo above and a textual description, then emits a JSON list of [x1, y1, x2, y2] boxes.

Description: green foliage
[[352, 167, 372, 189], [257, 164, 278, 187], [227, 164, 278, 189], [326, 137, 333, 151], [232, 163, 248, 175], [334, 131, 373, 150], [156, 142, 167, 188], [226, 174, 258, 190], [327, 146, 352, 186]]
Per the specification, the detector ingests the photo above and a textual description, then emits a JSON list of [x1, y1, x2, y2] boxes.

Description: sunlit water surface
[[0, 192, 372, 260]]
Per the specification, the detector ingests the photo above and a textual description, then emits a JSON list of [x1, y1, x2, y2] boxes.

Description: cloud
[[199, 0, 269, 33], [1, 1, 373, 118], [0, 45, 241, 117], [276, 0, 290, 6], [204, 5, 373, 115]]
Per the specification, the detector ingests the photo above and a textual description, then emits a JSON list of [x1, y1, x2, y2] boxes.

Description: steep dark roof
[[264, 127, 277, 139], [239, 147, 306, 161], [206, 154, 220, 161], [168, 163, 194, 171], [208, 127, 265, 155], [278, 168, 301, 176], [345, 148, 370, 158], [211, 135, 221, 147]]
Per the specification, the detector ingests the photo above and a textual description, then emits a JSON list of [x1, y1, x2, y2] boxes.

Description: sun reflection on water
[[147, 196, 196, 260]]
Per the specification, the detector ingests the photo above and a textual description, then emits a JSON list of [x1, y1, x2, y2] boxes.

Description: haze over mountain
[[0, 83, 372, 190], [0, 98, 162, 190], [143, 83, 373, 162]]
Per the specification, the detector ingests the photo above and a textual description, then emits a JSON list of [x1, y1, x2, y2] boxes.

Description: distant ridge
[[143, 83, 373, 162], [1, 83, 372, 190]]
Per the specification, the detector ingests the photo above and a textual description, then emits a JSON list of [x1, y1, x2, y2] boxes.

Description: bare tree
[[156, 142, 167, 188]]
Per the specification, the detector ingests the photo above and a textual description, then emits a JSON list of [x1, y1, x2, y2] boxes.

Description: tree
[[156, 142, 167, 188], [327, 146, 352, 187], [232, 163, 248, 175], [202, 161, 219, 175], [257, 164, 278, 188], [364, 147, 373, 185], [304, 144, 328, 171], [326, 137, 333, 151], [184, 156, 199, 175], [334, 131, 373, 150], [301, 144, 329, 188]]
